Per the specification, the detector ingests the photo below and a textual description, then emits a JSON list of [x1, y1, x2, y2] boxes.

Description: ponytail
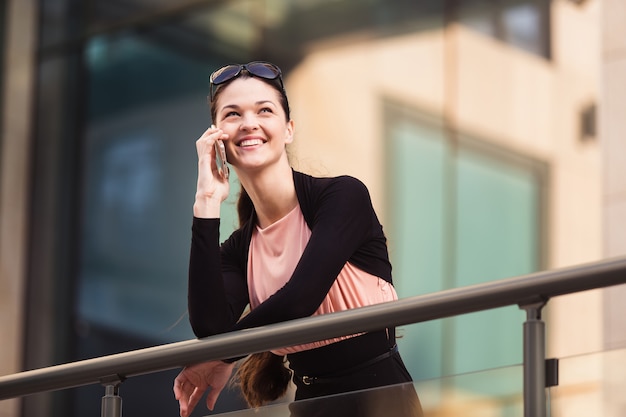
[[233, 351, 292, 407]]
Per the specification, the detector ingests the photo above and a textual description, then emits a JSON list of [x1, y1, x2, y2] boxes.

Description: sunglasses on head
[[209, 61, 284, 101]]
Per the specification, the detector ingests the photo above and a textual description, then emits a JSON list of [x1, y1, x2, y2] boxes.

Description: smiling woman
[[172, 62, 423, 417]]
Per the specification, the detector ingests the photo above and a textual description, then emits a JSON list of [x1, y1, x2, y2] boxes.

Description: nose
[[239, 112, 259, 131]]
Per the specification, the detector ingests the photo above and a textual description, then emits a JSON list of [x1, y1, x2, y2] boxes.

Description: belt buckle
[[301, 375, 316, 385]]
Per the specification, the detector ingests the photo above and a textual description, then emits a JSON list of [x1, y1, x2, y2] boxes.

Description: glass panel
[[387, 117, 449, 381], [386, 113, 544, 382], [455, 142, 540, 283], [549, 348, 626, 417], [204, 364, 524, 417], [388, 119, 448, 298], [451, 139, 540, 377]]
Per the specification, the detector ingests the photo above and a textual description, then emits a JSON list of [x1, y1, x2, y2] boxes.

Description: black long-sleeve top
[[187, 170, 393, 339]]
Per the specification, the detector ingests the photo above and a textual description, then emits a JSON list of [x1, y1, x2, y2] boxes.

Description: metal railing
[[1, 256, 626, 417]]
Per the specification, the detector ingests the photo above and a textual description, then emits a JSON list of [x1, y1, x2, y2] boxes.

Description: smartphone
[[214, 139, 229, 179]]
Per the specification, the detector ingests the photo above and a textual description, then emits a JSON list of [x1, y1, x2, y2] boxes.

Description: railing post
[[520, 300, 547, 417], [101, 375, 124, 417]]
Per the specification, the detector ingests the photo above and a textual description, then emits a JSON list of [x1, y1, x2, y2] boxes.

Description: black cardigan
[[187, 170, 393, 338]]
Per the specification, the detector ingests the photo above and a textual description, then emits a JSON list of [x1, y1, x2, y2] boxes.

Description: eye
[[259, 107, 273, 114], [224, 110, 240, 118]]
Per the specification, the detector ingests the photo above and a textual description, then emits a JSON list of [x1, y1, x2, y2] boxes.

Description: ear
[[284, 119, 295, 144]]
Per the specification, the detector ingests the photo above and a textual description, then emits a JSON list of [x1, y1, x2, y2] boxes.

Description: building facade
[[1, 0, 624, 416]]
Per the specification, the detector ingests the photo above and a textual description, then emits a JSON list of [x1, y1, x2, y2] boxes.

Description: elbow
[[190, 323, 211, 339], [189, 319, 224, 339]]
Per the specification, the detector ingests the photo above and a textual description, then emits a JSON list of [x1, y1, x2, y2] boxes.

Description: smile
[[238, 138, 266, 147]]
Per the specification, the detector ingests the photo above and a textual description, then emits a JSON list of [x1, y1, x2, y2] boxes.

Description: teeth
[[239, 139, 263, 147]]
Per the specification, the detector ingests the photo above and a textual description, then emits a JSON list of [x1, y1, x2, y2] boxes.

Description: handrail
[[1, 255, 625, 401]]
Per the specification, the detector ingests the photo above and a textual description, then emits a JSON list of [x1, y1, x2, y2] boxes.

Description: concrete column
[[0, 0, 38, 416]]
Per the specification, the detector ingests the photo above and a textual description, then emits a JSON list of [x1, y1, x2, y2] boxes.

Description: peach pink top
[[248, 205, 398, 356]]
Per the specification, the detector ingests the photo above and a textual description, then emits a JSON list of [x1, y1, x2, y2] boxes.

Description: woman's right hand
[[173, 360, 236, 417], [193, 125, 230, 218]]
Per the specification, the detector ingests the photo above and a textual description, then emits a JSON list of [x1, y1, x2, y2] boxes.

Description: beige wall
[[0, 0, 37, 415]]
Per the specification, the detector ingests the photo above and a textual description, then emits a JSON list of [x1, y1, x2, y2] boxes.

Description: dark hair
[[232, 351, 292, 408], [209, 71, 291, 124]]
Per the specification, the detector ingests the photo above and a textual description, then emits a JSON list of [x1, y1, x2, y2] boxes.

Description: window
[[458, 0, 551, 58], [385, 103, 547, 385]]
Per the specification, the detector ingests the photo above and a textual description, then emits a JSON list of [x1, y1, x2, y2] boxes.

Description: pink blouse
[[247, 205, 397, 355]]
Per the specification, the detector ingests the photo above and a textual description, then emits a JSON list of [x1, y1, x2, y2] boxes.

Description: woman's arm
[[187, 218, 249, 337], [188, 125, 249, 338]]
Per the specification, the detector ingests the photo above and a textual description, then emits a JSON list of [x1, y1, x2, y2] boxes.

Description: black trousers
[[286, 331, 423, 417]]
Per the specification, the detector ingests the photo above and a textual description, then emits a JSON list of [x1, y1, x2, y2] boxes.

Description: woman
[[173, 61, 422, 417]]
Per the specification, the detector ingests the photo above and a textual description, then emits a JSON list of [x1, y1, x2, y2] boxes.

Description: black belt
[[298, 344, 399, 386]]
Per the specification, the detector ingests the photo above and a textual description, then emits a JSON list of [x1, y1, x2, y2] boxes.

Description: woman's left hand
[[173, 360, 236, 416]]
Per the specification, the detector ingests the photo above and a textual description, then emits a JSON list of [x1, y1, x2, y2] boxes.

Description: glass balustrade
[[208, 364, 525, 417], [549, 347, 626, 417], [202, 347, 626, 417]]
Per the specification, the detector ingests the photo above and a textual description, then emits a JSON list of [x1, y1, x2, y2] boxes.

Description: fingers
[[174, 362, 233, 416], [176, 386, 199, 417], [174, 373, 197, 417], [205, 384, 226, 411], [173, 373, 186, 400], [197, 125, 228, 156], [187, 387, 204, 414]]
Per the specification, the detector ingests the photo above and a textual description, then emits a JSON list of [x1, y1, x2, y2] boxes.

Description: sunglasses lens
[[211, 65, 241, 85], [246, 62, 281, 80], [209, 62, 283, 101]]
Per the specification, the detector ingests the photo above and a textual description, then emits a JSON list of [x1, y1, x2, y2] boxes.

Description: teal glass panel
[[451, 143, 539, 377], [388, 118, 448, 380], [388, 120, 448, 297], [387, 113, 544, 386]]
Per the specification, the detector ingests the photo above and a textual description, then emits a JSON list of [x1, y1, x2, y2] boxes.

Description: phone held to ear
[[211, 125, 229, 180], [214, 139, 229, 179]]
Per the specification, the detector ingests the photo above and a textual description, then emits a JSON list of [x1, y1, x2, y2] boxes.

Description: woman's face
[[213, 77, 294, 171]]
